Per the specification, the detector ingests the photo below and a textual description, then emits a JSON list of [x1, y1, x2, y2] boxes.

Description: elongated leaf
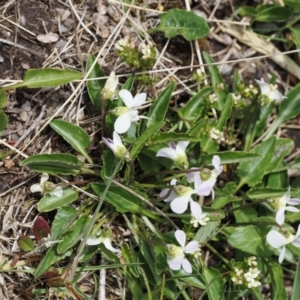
[[194, 221, 220, 244], [21, 153, 81, 175], [204, 151, 263, 165], [33, 217, 51, 241], [227, 225, 273, 257], [236, 136, 276, 187], [148, 9, 210, 41], [203, 267, 224, 300], [247, 187, 290, 200], [130, 121, 165, 159], [34, 245, 72, 277], [0, 111, 8, 133], [268, 263, 287, 300], [149, 132, 200, 145], [255, 5, 292, 22], [38, 187, 78, 212], [92, 183, 142, 213], [5, 69, 82, 90], [291, 256, 300, 300], [285, 0, 300, 13], [18, 236, 34, 252], [50, 120, 91, 161], [51, 207, 77, 240], [0, 89, 7, 109], [57, 214, 90, 254], [86, 55, 105, 110], [147, 81, 175, 127], [202, 52, 228, 110], [101, 150, 123, 183], [267, 138, 294, 172], [178, 86, 212, 121], [217, 93, 233, 130], [265, 84, 300, 139], [291, 27, 300, 58]]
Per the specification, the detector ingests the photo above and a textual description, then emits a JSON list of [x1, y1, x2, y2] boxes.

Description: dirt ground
[[0, 0, 300, 299]]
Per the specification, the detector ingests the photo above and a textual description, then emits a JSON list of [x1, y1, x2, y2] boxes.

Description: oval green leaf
[[18, 236, 34, 252], [38, 187, 78, 212]]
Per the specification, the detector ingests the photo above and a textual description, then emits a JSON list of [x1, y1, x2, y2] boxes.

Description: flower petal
[[170, 196, 190, 214], [40, 173, 49, 184], [190, 200, 202, 218], [196, 179, 215, 196], [212, 155, 221, 171], [132, 93, 147, 107], [281, 187, 291, 205], [119, 89, 133, 108], [30, 183, 43, 193], [113, 131, 123, 146], [186, 168, 199, 183], [114, 113, 132, 134], [266, 230, 288, 248], [182, 258, 192, 273], [102, 137, 115, 152], [177, 141, 189, 154], [269, 90, 285, 104], [86, 237, 101, 245], [288, 198, 300, 205], [175, 230, 186, 248], [51, 186, 63, 197], [184, 241, 198, 253], [255, 78, 270, 94], [285, 206, 299, 213], [103, 238, 120, 253], [279, 246, 286, 264], [275, 208, 286, 225], [168, 257, 183, 271], [156, 148, 177, 160]]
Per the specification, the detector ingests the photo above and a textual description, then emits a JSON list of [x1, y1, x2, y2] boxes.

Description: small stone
[[19, 111, 28, 122]]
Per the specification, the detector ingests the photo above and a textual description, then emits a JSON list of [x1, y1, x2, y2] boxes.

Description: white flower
[[266, 225, 300, 263], [115, 36, 133, 50], [244, 267, 261, 288], [102, 71, 118, 100], [190, 213, 210, 228], [273, 187, 300, 225], [140, 43, 153, 59], [156, 141, 189, 169], [255, 78, 286, 104], [113, 89, 148, 134], [102, 131, 130, 160], [189, 155, 223, 199], [30, 173, 63, 197], [167, 230, 198, 273], [86, 229, 120, 253], [161, 180, 202, 219]]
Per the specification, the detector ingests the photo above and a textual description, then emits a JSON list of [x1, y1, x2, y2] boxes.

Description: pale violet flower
[[167, 230, 198, 273], [156, 141, 189, 169], [102, 71, 118, 100], [266, 225, 300, 263], [30, 173, 63, 197], [188, 155, 223, 199], [102, 131, 130, 160], [161, 178, 202, 219], [255, 78, 286, 104], [272, 187, 300, 225], [113, 89, 148, 134], [86, 229, 120, 253]]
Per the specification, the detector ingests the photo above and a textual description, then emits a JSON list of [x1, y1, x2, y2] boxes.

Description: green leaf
[[291, 256, 300, 300], [51, 207, 77, 240], [178, 86, 212, 121], [130, 121, 165, 159], [268, 262, 287, 300], [21, 153, 81, 175], [267, 138, 294, 172], [247, 187, 290, 200], [236, 136, 276, 187], [217, 93, 233, 130], [227, 225, 273, 257], [34, 245, 72, 277], [202, 52, 229, 110], [148, 9, 210, 41], [50, 120, 91, 162], [86, 54, 105, 110], [4, 68, 82, 90], [18, 236, 34, 252], [255, 5, 292, 22], [291, 27, 300, 58], [38, 187, 78, 212], [265, 84, 300, 139], [285, 0, 300, 13], [0, 89, 7, 109], [92, 183, 142, 213], [0, 111, 8, 134], [203, 267, 224, 300], [239, 6, 257, 17], [146, 81, 175, 127], [101, 150, 123, 183], [57, 214, 90, 254], [194, 221, 220, 244], [149, 132, 200, 145], [254, 102, 275, 137], [204, 151, 263, 165]]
